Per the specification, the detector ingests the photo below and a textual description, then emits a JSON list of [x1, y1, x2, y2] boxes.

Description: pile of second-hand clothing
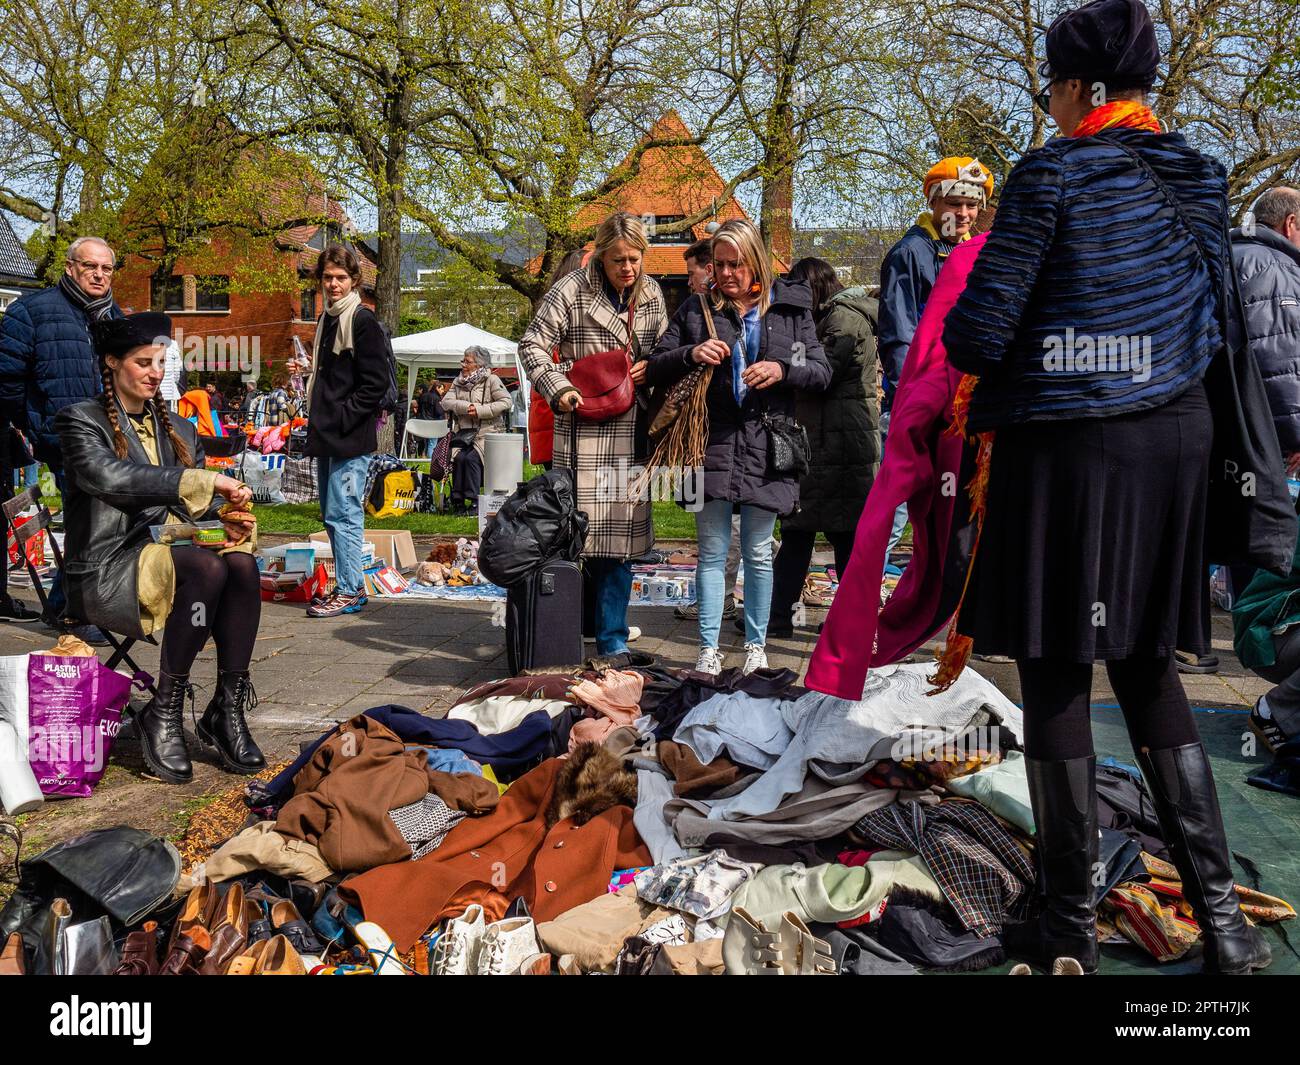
[[4, 658, 1293, 976]]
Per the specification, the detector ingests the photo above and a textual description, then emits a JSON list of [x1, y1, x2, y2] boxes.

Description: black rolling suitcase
[[505, 558, 584, 673]]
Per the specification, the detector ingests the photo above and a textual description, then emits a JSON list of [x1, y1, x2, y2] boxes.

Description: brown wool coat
[[274, 716, 430, 874], [518, 261, 668, 559], [339, 757, 652, 952]]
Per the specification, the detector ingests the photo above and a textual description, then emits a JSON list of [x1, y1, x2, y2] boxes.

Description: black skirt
[[958, 380, 1211, 662]]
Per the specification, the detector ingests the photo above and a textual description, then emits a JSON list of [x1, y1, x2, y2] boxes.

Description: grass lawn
[[256, 499, 700, 538]]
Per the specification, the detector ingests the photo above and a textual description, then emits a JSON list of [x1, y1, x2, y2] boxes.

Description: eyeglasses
[[1033, 83, 1055, 115], [71, 259, 115, 274]]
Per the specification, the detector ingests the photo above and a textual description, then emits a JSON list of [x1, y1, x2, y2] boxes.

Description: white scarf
[[307, 289, 362, 407]]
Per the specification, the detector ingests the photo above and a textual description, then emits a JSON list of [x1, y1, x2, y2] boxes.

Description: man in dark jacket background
[[0, 235, 122, 639], [1233, 187, 1300, 472]]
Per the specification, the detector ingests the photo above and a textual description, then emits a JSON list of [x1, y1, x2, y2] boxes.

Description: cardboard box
[[310, 530, 415, 572]]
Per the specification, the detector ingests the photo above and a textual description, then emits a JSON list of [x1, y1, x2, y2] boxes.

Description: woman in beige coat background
[[519, 211, 667, 654], [440, 345, 511, 511]]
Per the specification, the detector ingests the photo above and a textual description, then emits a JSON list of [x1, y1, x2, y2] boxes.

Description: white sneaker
[[742, 642, 768, 675], [476, 917, 540, 975], [695, 646, 724, 676], [431, 904, 485, 975]]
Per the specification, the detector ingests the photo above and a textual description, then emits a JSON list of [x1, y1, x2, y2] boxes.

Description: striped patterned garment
[[943, 127, 1230, 433]]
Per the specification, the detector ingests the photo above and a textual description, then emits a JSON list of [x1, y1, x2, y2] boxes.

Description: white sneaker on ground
[[694, 647, 724, 676], [477, 917, 540, 975], [742, 642, 768, 675], [431, 904, 485, 975]]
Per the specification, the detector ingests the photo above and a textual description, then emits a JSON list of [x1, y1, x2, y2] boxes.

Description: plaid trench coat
[[519, 262, 668, 559]]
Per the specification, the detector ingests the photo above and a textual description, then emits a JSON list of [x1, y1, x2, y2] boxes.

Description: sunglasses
[[1033, 82, 1056, 114]]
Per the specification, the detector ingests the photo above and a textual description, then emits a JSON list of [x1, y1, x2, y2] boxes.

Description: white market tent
[[391, 322, 520, 407]]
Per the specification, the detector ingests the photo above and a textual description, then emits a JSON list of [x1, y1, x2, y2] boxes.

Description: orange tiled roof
[[528, 111, 784, 277], [575, 111, 751, 235]]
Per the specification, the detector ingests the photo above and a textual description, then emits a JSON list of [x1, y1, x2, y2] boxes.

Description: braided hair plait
[[154, 400, 192, 467], [100, 365, 130, 459]]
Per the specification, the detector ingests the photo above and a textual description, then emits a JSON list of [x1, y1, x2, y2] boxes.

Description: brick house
[[113, 175, 377, 383]]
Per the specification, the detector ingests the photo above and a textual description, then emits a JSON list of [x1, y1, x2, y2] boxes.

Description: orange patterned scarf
[[1072, 100, 1161, 138]]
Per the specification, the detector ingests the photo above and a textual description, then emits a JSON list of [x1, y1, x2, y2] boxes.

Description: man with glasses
[[0, 236, 123, 641]]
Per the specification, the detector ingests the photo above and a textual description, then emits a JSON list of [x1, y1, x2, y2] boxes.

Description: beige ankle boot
[[722, 907, 783, 974]]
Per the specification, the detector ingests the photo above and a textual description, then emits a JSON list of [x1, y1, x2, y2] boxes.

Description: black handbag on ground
[[761, 411, 811, 477]]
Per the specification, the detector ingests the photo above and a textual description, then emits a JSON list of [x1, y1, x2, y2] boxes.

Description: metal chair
[[3, 487, 157, 696]]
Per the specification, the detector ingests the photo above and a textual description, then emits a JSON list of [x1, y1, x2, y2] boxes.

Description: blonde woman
[[519, 212, 667, 654], [646, 219, 831, 675]]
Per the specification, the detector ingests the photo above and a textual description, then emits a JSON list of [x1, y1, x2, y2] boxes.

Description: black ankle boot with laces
[[135, 670, 194, 784], [197, 670, 266, 775]]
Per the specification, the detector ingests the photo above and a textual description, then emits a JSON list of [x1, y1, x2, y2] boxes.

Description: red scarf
[[1072, 100, 1161, 138]]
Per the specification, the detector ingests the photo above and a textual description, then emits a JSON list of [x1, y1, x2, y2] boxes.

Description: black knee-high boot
[[1136, 743, 1272, 974], [1003, 755, 1099, 973]]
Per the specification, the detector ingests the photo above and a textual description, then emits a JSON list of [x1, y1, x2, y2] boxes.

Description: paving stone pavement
[[0, 558, 1270, 855]]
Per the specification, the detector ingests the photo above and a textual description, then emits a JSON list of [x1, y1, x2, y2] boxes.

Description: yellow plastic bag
[[366, 469, 417, 518]]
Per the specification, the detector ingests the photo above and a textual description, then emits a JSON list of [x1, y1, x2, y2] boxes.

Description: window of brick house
[[194, 276, 230, 311], [151, 275, 185, 311], [301, 289, 316, 320]]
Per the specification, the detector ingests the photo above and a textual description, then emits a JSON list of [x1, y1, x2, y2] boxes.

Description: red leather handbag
[[567, 302, 637, 422]]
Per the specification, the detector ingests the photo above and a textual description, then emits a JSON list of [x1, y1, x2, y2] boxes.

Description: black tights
[[1017, 656, 1202, 761], [771, 529, 855, 621], [159, 548, 262, 676]]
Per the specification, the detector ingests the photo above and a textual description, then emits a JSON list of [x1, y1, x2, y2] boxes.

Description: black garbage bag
[[478, 467, 588, 587]]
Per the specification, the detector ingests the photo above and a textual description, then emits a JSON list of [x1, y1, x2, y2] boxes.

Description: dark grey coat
[[54, 398, 219, 639], [646, 279, 832, 515], [783, 287, 881, 533], [1231, 224, 1300, 453]]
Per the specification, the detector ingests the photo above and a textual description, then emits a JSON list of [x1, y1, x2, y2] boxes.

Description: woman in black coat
[[646, 219, 831, 676], [767, 257, 880, 636], [55, 313, 265, 786]]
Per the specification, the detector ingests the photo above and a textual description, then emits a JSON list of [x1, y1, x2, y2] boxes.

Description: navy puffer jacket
[[1231, 225, 1300, 453], [646, 279, 832, 515], [0, 285, 122, 464]]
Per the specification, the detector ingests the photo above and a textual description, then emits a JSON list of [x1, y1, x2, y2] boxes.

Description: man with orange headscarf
[[877, 156, 994, 578]]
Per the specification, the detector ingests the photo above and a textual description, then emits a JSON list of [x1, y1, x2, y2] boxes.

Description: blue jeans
[[879, 410, 908, 575], [317, 454, 371, 596], [13, 463, 38, 490], [697, 500, 776, 647], [585, 557, 633, 655]]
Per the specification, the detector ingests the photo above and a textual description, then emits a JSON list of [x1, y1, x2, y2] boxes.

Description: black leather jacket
[[54, 398, 217, 638]]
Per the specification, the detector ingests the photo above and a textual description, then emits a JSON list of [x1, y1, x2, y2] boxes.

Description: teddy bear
[[447, 537, 487, 586], [416, 541, 459, 586]]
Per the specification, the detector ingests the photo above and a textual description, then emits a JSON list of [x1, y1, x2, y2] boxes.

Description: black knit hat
[[91, 312, 173, 359], [1041, 0, 1160, 90]]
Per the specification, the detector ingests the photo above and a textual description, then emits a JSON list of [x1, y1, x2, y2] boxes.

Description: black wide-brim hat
[[91, 312, 173, 360], [1040, 0, 1160, 90]]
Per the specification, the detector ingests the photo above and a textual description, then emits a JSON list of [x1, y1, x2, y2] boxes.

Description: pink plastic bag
[[26, 655, 133, 797]]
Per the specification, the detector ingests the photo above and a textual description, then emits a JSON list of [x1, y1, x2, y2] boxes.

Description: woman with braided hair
[[54, 312, 266, 785]]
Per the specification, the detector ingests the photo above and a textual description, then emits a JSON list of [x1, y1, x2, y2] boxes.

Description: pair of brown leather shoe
[[115, 916, 211, 976], [226, 934, 307, 975], [166, 881, 267, 975]]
